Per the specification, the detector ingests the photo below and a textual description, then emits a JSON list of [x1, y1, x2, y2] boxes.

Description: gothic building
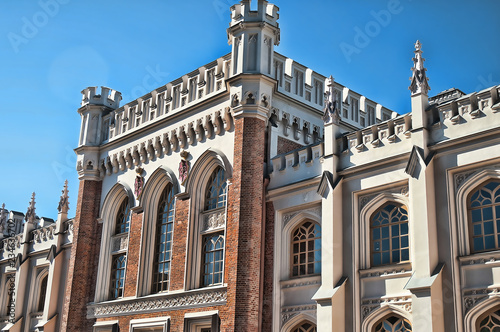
[[1, 0, 500, 331]]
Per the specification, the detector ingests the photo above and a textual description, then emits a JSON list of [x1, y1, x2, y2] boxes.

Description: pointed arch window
[[115, 198, 130, 235], [291, 321, 317, 332], [291, 221, 321, 277], [477, 307, 500, 331], [37, 274, 48, 312], [468, 180, 500, 253], [110, 254, 126, 299], [371, 203, 409, 266], [374, 315, 412, 332], [152, 183, 176, 293], [200, 166, 227, 287]]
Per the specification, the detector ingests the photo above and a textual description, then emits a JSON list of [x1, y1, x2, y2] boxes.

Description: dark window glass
[[201, 232, 225, 287], [469, 181, 500, 253], [110, 254, 126, 299], [115, 198, 130, 234], [205, 167, 227, 211], [152, 184, 175, 293], [37, 274, 48, 312], [291, 221, 321, 277]]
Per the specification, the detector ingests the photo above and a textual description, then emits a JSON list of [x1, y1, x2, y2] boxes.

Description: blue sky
[[0, 0, 499, 218]]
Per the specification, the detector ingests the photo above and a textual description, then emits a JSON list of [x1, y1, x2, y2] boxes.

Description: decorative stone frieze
[[463, 288, 500, 313], [111, 234, 128, 253], [31, 224, 56, 243], [87, 288, 227, 318]]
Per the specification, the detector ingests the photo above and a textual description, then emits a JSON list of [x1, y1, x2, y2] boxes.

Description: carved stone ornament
[[281, 305, 317, 326], [57, 180, 70, 214], [179, 150, 190, 185], [88, 288, 227, 318], [322, 75, 340, 125], [282, 206, 321, 228], [358, 185, 409, 211], [463, 288, 500, 313], [134, 167, 144, 199], [454, 170, 477, 190], [111, 234, 129, 253], [409, 40, 430, 96], [361, 296, 412, 320], [25, 192, 36, 224], [202, 210, 226, 232], [0, 203, 6, 233]]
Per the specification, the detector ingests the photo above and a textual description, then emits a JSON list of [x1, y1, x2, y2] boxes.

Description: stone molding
[[281, 277, 321, 289], [87, 287, 227, 318], [31, 224, 56, 243], [358, 185, 409, 212], [463, 287, 500, 314], [111, 233, 128, 253], [454, 165, 500, 190], [201, 209, 226, 233], [361, 296, 412, 320], [281, 304, 317, 326], [282, 206, 321, 229]]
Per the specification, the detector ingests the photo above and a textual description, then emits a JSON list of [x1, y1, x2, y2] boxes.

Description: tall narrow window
[[351, 97, 359, 122], [314, 80, 323, 105], [115, 198, 130, 235], [374, 315, 412, 331], [201, 232, 225, 286], [371, 203, 409, 266], [291, 221, 321, 277], [294, 70, 304, 97], [173, 86, 181, 109], [200, 167, 227, 287], [367, 105, 376, 125], [37, 274, 48, 312], [152, 184, 175, 293], [468, 180, 500, 253], [206, 70, 215, 94], [291, 321, 317, 332], [109, 254, 126, 299], [189, 78, 198, 102], [157, 93, 165, 116]]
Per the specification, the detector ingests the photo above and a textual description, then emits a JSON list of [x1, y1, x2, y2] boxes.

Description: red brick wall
[[60, 179, 102, 332], [277, 136, 304, 155], [169, 198, 189, 291], [226, 116, 266, 331], [124, 210, 143, 298], [261, 201, 275, 331]]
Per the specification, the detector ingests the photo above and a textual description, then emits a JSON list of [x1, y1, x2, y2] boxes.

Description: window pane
[[291, 221, 321, 277], [469, 181, 500, 253]]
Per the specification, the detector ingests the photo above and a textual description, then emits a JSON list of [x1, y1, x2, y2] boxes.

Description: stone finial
[[322, 76, 340, 124], [57, 180, 70, 214], [26, 192, 36, 224], [0, 203, 6, 233], [409, 40, 431, 96]]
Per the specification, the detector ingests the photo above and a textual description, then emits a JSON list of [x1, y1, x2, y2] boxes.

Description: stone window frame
[[130, 316, 170, 332], [93, 320, 119, 332], [137, 167, 179, 297], [183, 311, 220, 332], [361, 305, 412, 332], [1, 272, 15, 319], [464, 296, 500, 332], [27, 267, 49, 315], [183, 149, 232, 291], [455, 169, 500, 256], [94, 182, 134, 302], [359, 193, 410, 270], [281, 314, 317, 332]]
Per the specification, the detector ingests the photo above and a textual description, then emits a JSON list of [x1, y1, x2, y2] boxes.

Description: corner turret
[[227, 0, 280, 76]]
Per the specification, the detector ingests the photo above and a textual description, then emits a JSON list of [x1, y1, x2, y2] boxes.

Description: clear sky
[[0, 0, 499, 218]]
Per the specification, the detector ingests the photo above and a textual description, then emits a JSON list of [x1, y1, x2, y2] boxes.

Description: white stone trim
[[463, 292, 500, 332], [361, 304, 412, 332], [130, 316, 170, 332], [280, 311, 316, 332], [28, 267, 48, 314]]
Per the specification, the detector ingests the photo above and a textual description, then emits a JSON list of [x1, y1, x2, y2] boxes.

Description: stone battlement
[[81, 86, 122, 109], [229, 0, 279, 28]]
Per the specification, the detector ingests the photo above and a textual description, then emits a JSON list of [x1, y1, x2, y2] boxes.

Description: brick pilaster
[[262, 201, 275, 331], [60, 179, 102, 332], [123, 210, 143, 298], [170, 198, 189, 291], [226, 116, 266, 331]]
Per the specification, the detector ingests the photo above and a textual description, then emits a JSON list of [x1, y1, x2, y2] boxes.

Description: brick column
[[169, 198, 189, 291], [261, 201, 275, 331], [123, 210, 143, 298], [60, 179, 102, 332], [226, 116, 266, 332]]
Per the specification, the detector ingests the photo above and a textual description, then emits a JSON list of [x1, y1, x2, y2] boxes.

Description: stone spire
[[323, 75, 339, 124], [0, 203, 6, 233], [409, 40, 430, 96], [57, 180, 70, 214], [26, 192, 36, 224]]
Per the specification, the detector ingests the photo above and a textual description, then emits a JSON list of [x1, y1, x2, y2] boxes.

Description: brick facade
[[277, 136, 304, 155], [124, 210, 143, 298], [60, 179, 102, 331]]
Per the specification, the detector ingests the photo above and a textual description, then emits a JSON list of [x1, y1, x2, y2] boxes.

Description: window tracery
[[291, 321, 317, 332], [478, 307, 500, 331], [374, 316, 412, 332], [291, 221, 321, 277]]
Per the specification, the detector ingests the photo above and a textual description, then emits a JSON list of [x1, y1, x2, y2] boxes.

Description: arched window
[[477, 307, 500, 331], [200, 166, 227, 287], [109, 254, 126, 299], [115, 198, 130, 235], [37, 274, 48, 312], [152, 183, 175, 293], [371, 203, 409, 266], [468, 180, 500, 253], [291, 321, 317, 332], [205, 167, 227, 210], [291, 221, 321, 277], [373, 315, 412, 331]]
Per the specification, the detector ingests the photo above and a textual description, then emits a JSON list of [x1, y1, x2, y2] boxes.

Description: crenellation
[[81, 86, 122, 109]]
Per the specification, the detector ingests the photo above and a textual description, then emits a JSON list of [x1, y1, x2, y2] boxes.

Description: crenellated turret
[[81, 86, 122, 109], [227, 0, 280, 76]]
